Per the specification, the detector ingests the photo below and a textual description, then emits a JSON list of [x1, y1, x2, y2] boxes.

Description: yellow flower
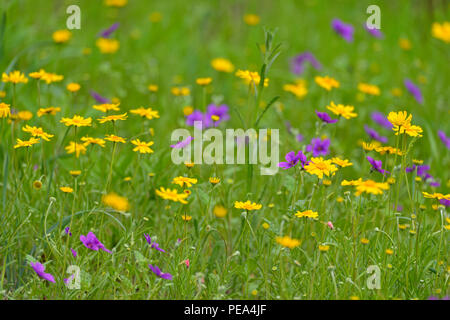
[[131, 139, 154, 154], [0, 90, 5, 98], [172, 176, 197, 188], [318, 245, 330, 252], [243, 14, 260, 26], [65, 142, 87, 158], [81, 136, 106, 148], [362, 141, 381, 151], [184, 162, 194, 169], [431, 22, 450, 43], [213, 205, 227, 218], [304, 157, 338, 179], [147, 84, 159, 92], [67, 83, 81, 92], [341, 178, 363, 186], [60, 186, 74, 193], [29, 69, 46, 80], [2, 70, 28, 84], [295, 210, 319, 219], [331, 157, 353, 168], [235, 70, 269, 87], [16, 111, 33, 121], [171, 87, 190, 96], [209, 177, 220, 185], [326, 101, 357, 119], [387, 111, 422, 137], [283, 80, 308, 99], [211, 58, 234, 73], [149, 12, 162, 23], [52, 30, 72, 43], [130, 107, 160, 120], [181, 214, 192, 221], [22, 125, 54, 141], [70, 170, 81, 177], [60, 115, 92, 127], [422, 192, 449, 200], [361, 238, 369, 245], [401, 122, 423, 137], [196, 77, 212, 86], [385, 249, 394, 255], [33, 180, 43, 190], [96, 38, 120, 54], [355, 179, 389, 196], [336, 196, 344, 203], [105, 134, 126, 143], [98, 113, 128, 124], [102, 192, 130, 211], [375, 146, 403, 156], [314, 76, 339, 91], [399, 38, 412, 50], [350, 296, 360, 300], [0, 102, 11, 118], [358, 83, 380, 96], [183, 106, 194, 116], [262, 222, 270, 229], [234, 200, 262, 211], [14, 138, 40, 149], [93, 103, 120, 113], [276, 236, 301, 249], [37, 107, 61, 117], [155, 187, 189, 204], [41, 72, 63, 84], [104, 0, 127, 7]]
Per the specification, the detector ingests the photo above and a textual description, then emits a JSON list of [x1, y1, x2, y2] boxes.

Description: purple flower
[[144, 234, 166, 253], [170, 136, 193, 149], [438, 131, 450, 149], [417, 165, 430, 177], [98, 23, 120, 38], [371, 112, 393, 129], [65, 227, 72, 236], [316, 111, 338, 124], [30, 262, 55, 283], [80, 231, 112, 254], [306, 137, 330, 157], [364, 23, 384, 38], [290, 52, 322, 75], [364, 125, 388, 143], [331, 18, 354, 42], [206, 104, 230, 125], [71, 248, 77, 258], [367, 156, 390, 175], [90, 90, 110, 104], [404, 79, 424, 104], [186, 110, 211, 129], [296, 134, 304, 143], [64, 274, 74, 284], [278, 151, 307, 169], [440, 198, 450, 207], [148, 264, 173, 280]]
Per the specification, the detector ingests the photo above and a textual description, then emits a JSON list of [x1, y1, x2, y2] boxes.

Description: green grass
[[0, 0, 449, 300]]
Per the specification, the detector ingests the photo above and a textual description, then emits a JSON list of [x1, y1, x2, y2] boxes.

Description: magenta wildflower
[[440, 198, 450, 207], [331, 18, 354, 42], [364, 125, 388, 143], [170, 136, 193, 149], [371, 111, 392, 129], [296, 134, 304, 142], [404, 78, 424, 104], [90, 90, 110, 104], [148, 264, 173, 280], [367, 156, 390, 175], [316, 110, 338, 124], [290, 51, 322, 75], [278, 150, 307, 169], [98, 22, 120, 38], [80, 231, 112, 254], [206, 104, 230, 125], [30, 262, 56, 283], [306, 137, 330, 157], [327, 221, 334, 230], [65, 227, 72, 236], [144, 234, 166, 253], [438, 130, 450, 149], [71, 248, 77, 258], [364, 23, 384, 38]]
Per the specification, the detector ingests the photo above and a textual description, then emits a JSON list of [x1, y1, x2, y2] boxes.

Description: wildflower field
[[0, 0, 449, 301]]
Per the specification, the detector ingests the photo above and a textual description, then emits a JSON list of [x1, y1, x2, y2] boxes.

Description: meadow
[[0, 0, 449, 300]]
